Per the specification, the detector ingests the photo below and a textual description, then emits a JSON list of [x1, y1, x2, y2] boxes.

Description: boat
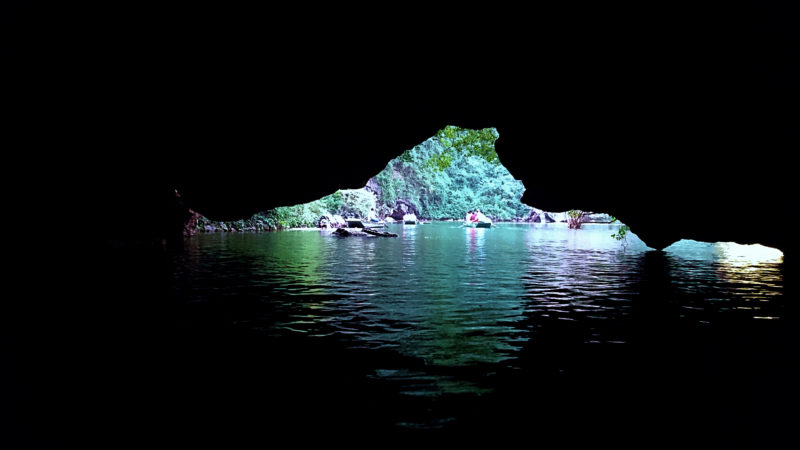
[[464, 220, 492, 228], [403, 214, 418, 225], [465, 211, 492, 228]]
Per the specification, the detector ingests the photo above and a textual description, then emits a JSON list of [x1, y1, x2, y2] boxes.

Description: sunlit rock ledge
[[664, 240, 784, 264], [185, 126, 618, 235]]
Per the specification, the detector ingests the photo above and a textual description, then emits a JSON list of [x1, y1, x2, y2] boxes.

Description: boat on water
[[464, 210, 492, 228], [465, 219, 492, 228], [403, 214, 418, 225]]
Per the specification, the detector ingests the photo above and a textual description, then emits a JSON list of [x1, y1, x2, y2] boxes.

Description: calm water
[[169, 222, 791, 444]]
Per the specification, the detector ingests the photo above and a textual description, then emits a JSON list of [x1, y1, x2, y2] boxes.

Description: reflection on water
[[175, 223, 785, 429], [664, 239, 784, 322]]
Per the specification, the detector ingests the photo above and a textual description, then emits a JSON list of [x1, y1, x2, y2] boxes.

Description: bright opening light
[[718, 243, 784, 263], [664, 240, 784, 264]]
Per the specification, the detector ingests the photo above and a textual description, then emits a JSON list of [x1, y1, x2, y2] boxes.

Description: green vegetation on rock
[[197, 189, 376, 231], [610, 216, 631, 248], [433, 125, 500, 169], [567, 209, 588, 229], [259, 189, 376, 229], [372, 126, 527, 220]]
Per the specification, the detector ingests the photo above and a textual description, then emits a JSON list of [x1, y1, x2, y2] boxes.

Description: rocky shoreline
[[186, 212, 617, 236]]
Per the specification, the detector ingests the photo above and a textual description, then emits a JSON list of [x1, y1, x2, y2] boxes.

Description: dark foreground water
[[12, 223, 796, 448], [151, 223, 797, 446]]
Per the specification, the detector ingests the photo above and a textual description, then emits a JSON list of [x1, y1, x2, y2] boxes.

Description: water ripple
[[174, 223, 785, 427]]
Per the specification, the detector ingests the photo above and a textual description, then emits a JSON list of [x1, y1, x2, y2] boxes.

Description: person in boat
[[465, 210, 473, 223], [367, 207, 380, 223], [475, 209, 488, 223], [470, 210, 479, 223]]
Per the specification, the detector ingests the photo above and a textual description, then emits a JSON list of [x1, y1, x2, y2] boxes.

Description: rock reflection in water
[[173, 224, 786, 433]]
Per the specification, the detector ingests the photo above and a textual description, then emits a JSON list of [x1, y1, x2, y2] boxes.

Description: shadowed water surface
[[168, 223, 792, 445]]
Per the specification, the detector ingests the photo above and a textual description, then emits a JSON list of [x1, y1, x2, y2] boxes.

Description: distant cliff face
[[188, 126, 608, 233], [367, 126, 529, 220]]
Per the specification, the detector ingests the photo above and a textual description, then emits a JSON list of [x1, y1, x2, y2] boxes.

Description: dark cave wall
[[98, 16, 795, 257], [47, 0, 793, 262]]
